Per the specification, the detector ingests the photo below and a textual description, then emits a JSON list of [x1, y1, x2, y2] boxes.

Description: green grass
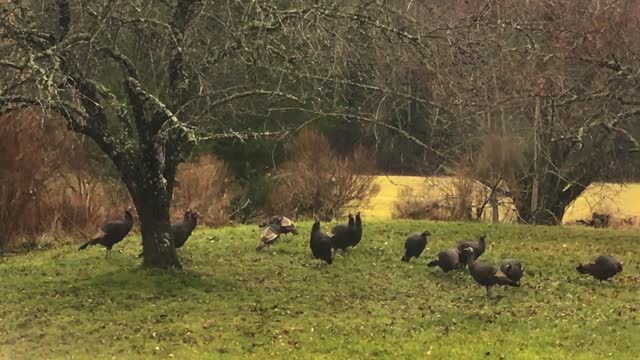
[[1, 221, 639, 359]]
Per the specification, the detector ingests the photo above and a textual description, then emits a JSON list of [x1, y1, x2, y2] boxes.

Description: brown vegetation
[[266, 128, 380, 220], [0, 110, 234, 252], [172, 155, 234, 227], [392, 173, 519, 223], [391, 180, 479, 222], [0, 110, 129, 251], [392, 188, 448, 220], [451, 136, 528, 223]]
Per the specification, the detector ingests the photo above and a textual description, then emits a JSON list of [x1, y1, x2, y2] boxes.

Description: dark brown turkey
[[457, 234, 487, 268], [401, 230, 430, 262], [138, 209, 200, 258], [461, 247, 520, 296], [78, 207, 134, 258], [577, 255, 623, 281], [310, 217, 333, 265], [427, 248, 463, 273]]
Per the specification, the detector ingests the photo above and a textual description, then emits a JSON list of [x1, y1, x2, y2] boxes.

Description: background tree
[[419, 0, 640, 224]]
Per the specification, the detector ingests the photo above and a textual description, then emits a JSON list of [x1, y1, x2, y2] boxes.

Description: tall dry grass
[[0, 109, 130, 251], [266, 128, 380, 220], [0, 110, 234, 252], [1, 110, 65, 250], [392, 188, 448, 220], [172, 155, 235, 226], [391, 174, 518, 223]]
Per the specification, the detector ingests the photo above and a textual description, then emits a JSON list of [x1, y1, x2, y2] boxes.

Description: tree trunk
[[530, 96, 541, 215], [131, 180, 182, 269], [513, 176, 588, 226], [138, 201, 182, 269], [490, 191, 499, 223], [120, 153, 183, 269]]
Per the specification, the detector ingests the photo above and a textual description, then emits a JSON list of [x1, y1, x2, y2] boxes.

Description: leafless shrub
[[42, 176, 131, 239], [447, 175, 475, 221], [392, 176, 478, 221], [392, 188, 448, 220], [266, 128, 380, 220], [391, 173, 520, 223], [0, 110, 130, 250], [0, 110, 65, 250], [611, 215, 640, 230], [451, 136, 527, 223], [172, 155, 235, 227]]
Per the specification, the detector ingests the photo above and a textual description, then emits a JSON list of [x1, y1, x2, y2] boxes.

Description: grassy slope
[[367, 176, 640, 223], [1, 221, 639, 359]]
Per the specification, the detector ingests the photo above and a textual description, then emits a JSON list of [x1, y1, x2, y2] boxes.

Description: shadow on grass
[[76, 266, 244, 298]]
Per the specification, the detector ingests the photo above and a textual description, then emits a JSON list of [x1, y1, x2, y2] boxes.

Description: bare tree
[[0, 1, 452, 267], [423, 0, 640, 224], [3, 1, 636, 271]]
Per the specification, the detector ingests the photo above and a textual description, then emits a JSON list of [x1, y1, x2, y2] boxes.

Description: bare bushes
[[172, 155, 234, 226], [447, 175, 476, 221], [392, 188, 447, 220], [0, 110, 68, 250], [266, 128, 380, 220], [391, 175, 518, 223], [47, 175, 130, 234], [393, 135, 525, 222], [0, 110, 129, 251], [0, 110, 235, 251], [391, 177, 479, 221]]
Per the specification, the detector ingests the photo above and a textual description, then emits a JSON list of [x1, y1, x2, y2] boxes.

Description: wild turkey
[[138, 209, 200, 258], [260, 216, 298, 236], [78, 207, 134, 258], [172, 209, 200, 249], [256, 225, 281, 251], [577, 255, 623, 281], [310, 217, 333, 265], [255, 216, 297, 251], [331, 214, 355, 252], [500, 259, 524, 283], [276, 216, 298, 235], [352, 211, 363, 247], [427, 248, 462, 272], [461, 247, 519, 296], [401, 230, 431, 262], [457, 234, 487, 268]]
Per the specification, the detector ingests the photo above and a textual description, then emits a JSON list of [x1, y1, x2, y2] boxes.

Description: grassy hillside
[[1, 221, 639, 359], [368, 176, 640, 224]]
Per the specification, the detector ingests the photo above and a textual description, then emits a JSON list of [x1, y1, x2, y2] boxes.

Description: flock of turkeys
[[78, 208, 624, 296]]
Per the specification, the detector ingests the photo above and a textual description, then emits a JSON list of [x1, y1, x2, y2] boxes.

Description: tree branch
[[198, 130, 287, 142], [264, 66, 448, 112], [210, 90, 302, 109], [273, 107, 451, 161], [99, 47, 139, 79], [126, 78, 196, 143], [552, 108, 640, 152]]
